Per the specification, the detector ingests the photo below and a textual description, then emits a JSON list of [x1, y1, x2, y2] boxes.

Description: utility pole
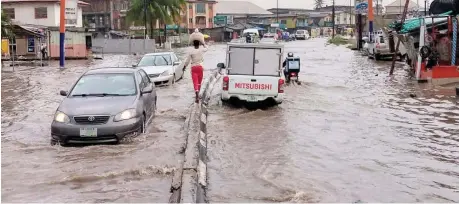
[[59, 0, 65, 68], [424, 0, 427, 15], [350, 0, 352, 26], [143, 0, 147, 39], [332, 0, 335, 38], [276, 0, 279, 23]]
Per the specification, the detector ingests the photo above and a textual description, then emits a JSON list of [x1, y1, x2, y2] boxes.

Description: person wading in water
[[184, 29, 208, 103]]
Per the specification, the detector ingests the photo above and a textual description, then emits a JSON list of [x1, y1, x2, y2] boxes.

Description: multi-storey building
[[81, 0, 130, 32], [179, 0, 217, 29]]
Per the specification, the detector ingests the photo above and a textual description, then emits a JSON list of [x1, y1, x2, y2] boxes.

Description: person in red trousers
[[184, 39, 208, 103]]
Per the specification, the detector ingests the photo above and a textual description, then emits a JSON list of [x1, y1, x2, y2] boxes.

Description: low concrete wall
[[92, 38, 156, 54]]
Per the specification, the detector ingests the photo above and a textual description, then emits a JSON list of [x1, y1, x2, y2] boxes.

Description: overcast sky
[[218, 0, 395, 10]]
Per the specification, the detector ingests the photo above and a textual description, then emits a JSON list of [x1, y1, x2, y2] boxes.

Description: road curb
[[173, 70, 219, 203]]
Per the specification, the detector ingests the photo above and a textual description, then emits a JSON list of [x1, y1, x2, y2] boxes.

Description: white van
[[217, 43, 285, 104], [295, 30, 310, 40]]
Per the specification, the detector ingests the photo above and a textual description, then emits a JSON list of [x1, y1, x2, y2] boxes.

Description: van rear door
[[226, 45, 282, 96]]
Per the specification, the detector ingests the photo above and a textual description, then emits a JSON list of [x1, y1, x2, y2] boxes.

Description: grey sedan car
[[51, 67, 157, 145]]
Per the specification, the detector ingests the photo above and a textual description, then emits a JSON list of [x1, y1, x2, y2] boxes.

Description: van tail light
[[223, 76, 229, 91], [278, 79, 285, 93], [290, 72, 296, 76]]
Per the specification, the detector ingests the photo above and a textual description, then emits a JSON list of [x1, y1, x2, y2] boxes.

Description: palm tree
[[127, 0, 185, 39], [1, 9, 13, 39], [314, 0, 324, 10]]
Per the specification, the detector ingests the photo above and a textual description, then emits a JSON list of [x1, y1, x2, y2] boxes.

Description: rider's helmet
[[287, 52, 294, 57]]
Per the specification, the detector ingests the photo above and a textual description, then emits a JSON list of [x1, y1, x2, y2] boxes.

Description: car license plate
[[80, 128, 97, 137], [290, 76, 298, 80], [247, 95, 257, 102]]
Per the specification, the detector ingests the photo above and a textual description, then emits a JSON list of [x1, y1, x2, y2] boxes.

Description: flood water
[[2, 39, 458, 202], [1, 52, 200, 202], [206, 39, 459, 202]]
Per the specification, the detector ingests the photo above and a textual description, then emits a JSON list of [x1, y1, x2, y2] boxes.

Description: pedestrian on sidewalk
[[184, 29, 208, 103]]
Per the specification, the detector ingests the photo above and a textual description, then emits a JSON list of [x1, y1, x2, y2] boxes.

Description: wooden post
[[389, 0, 410, 75]]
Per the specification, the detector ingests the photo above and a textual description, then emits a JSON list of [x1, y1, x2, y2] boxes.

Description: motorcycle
[[284, 56, 301, 85]]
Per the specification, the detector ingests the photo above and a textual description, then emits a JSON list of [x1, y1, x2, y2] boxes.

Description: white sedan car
[[135, 52, 186, 86]]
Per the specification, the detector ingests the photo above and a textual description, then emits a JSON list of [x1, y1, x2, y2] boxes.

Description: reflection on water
[[206, 39, 459, 202]]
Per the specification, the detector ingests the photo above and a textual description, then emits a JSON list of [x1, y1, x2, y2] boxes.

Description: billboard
[[355, 0, 368, 14], [65, 0, 78, 27]]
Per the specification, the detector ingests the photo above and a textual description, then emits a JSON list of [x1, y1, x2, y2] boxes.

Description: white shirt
[[184, 45, 208, 67]]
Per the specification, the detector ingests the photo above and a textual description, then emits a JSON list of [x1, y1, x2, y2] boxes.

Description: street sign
[[214, 15, 227, 25], [166, 25, 178, 29], [65, 0, 78, 26], [355, 1, 368, 14], [129, 26, 146, 30]]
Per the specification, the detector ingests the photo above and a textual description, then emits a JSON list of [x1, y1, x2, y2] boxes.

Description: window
[[34, 7, 47, 19], [196, 3, 205, 14], [189, 18, 193, 23], [280, 20, 287, 24], [209, 4, 213, 10], [208, 17, 212, 23], [138, 70, 151, 85], [3, 8, 15, 19], [188, 4, 192, 9], [70, 73, 137, 96], [138, 54, 172, 66]]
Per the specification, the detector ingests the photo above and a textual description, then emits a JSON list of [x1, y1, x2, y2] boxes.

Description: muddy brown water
[[0, 50, 213, 202], [205, 39, 459, 202]]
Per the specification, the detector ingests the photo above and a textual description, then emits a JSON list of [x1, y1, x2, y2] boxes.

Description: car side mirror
[[141, 85, 153, 94], [173, 61, 180, 66], [132, 64, 137, 67], [217, 63, 226, 69], [59, 90, 68, 96]]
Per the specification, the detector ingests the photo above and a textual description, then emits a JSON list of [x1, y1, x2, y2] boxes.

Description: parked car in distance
[[295, 30, 310, 40], [134, 52, 185, 86], [260, 38, 276, 44], [368, 34, 401, 60], [51, 67, 157, 146]]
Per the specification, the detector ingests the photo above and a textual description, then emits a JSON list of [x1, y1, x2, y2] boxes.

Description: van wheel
[[375, 53, 381, 60]]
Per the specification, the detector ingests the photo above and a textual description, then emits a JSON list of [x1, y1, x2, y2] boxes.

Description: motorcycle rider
[[282, 52, 295, 79]]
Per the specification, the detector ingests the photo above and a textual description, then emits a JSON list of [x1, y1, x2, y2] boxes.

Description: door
[[228, 47, 254, 75], [254, 48, 281, 76], [138, 70, 155, 118]]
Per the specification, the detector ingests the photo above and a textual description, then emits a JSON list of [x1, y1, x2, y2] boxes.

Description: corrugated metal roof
[[216, 1, 272, 15], [386, 0, 419, 8]]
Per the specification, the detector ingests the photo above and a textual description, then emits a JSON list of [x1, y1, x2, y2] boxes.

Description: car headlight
[[160, 70, 171, 76], [54, 111, 70, 123], [114, 109, 137, 122]]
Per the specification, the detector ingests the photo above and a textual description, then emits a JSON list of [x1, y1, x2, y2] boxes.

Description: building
[[215, 1, 272, 21], [385, 0, 421, 19], [81, 0, 130, 33], [178, 0, 217, 29], [1, 0, 87, 27]]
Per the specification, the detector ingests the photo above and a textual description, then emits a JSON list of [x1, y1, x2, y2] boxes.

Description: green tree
[[1, 9, 13, 38], [127, 0, 185, 39]]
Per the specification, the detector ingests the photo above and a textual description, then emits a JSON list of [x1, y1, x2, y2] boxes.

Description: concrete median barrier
[[169, 69, 221, 203]]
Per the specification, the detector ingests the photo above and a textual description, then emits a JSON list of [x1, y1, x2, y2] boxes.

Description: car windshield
[[138, 54, 172, 66], [70, 73, 137, 96]]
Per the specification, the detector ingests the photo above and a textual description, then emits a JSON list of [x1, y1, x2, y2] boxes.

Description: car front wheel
[[140, 114, 146, 134]]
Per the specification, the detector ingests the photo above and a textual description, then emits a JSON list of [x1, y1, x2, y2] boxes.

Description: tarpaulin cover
[[388, 11, 452, 34], [429, 0, 459, 15]]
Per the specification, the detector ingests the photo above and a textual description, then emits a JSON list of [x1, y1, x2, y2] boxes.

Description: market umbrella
[[203, 34, 210, 38]]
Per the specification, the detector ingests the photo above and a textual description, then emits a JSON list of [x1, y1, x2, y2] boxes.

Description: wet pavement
[[205, 39, 459, 202], [1, 51, 206, 202]]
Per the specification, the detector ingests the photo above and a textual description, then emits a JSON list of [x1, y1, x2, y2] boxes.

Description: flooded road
[[1, 51, 207, 202], [206, 39, 459, 202]]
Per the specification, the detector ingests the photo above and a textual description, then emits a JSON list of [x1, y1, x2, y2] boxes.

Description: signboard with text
[[214, 15, 227, 25], [65, 0, 78, 26], [354, 0, 368, 14]]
